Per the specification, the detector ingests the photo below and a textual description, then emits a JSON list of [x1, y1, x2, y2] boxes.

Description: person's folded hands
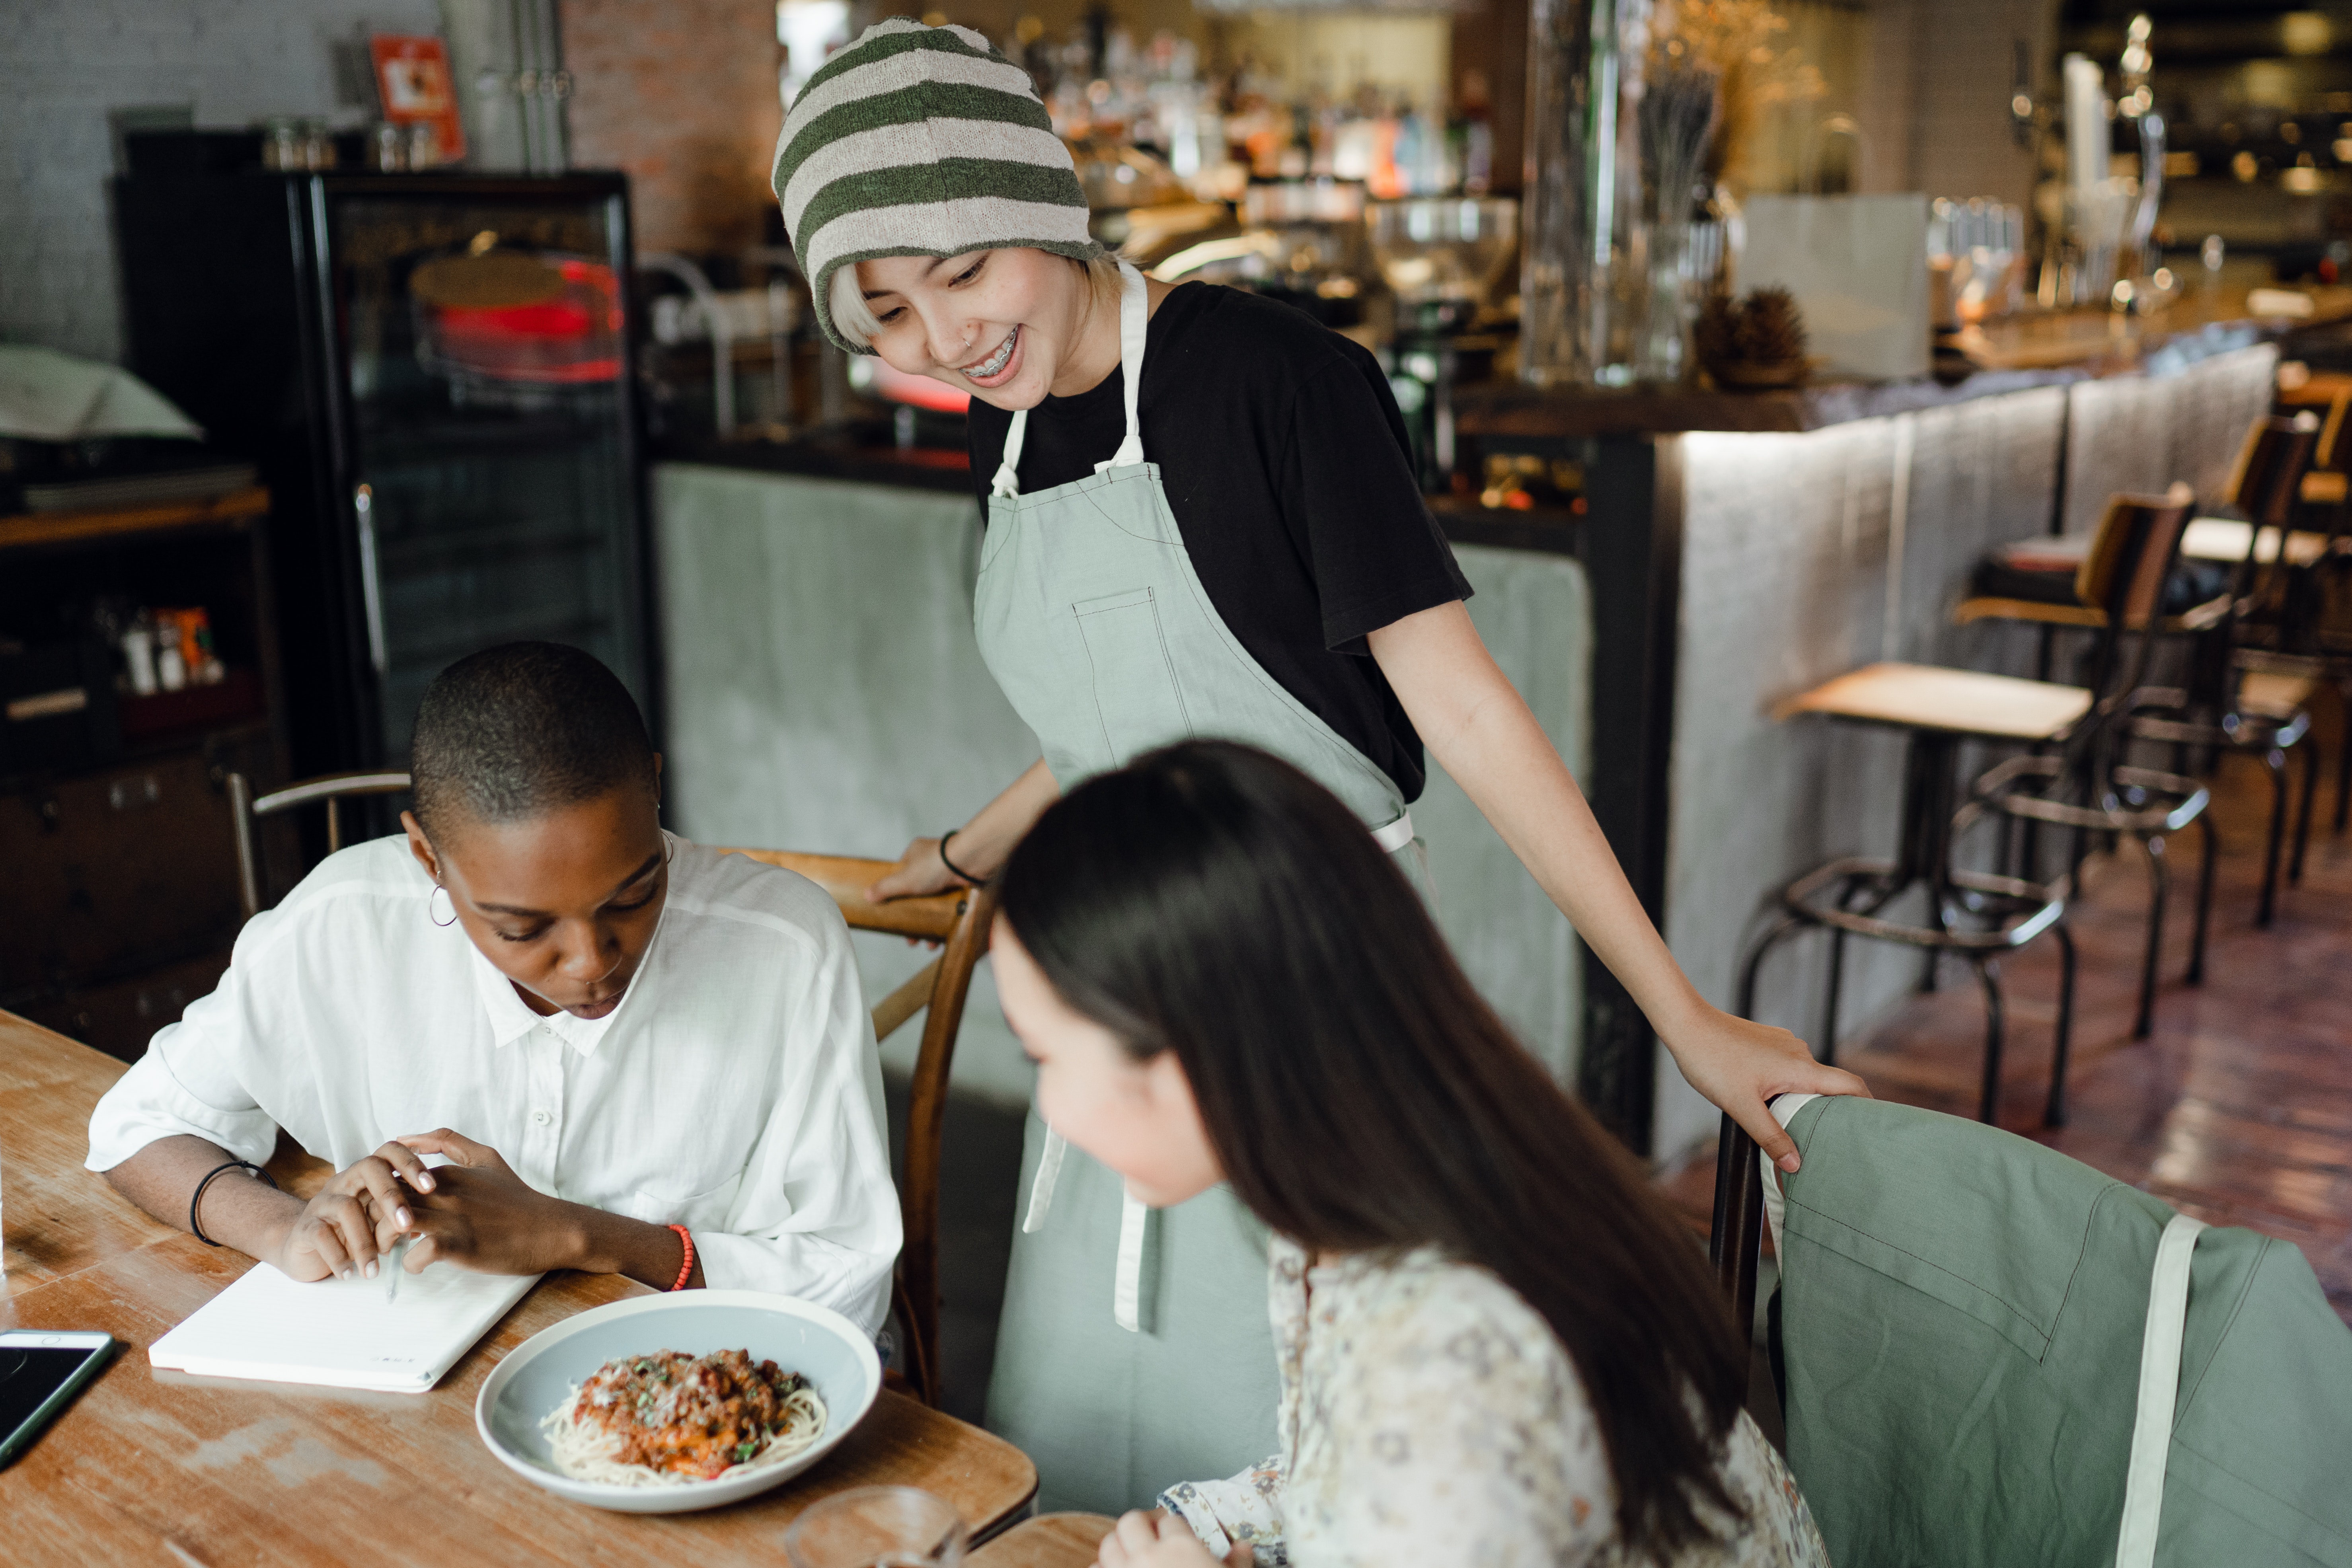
[[388, 1128, 571, 1276], [273, 1139, 438, 1283]]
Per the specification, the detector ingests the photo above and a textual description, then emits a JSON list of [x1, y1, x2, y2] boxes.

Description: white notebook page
[[149, 1261, 541, 1393]]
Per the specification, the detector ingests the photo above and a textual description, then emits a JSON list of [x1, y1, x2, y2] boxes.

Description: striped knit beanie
[[773, 19, 1099, 352]]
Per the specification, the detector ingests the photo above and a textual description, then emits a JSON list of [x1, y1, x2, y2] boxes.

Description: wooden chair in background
[[226, 769, 413, 921], [715, 848, 994, 1411], [225, 773, 992, 1410], [2129, 415, 2329, 924]]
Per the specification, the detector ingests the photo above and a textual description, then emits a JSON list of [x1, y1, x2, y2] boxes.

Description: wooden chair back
[[2216, 413, 2320, 532], [2313, 386, 2350, 473], [715, 848, 994, 1410], [227, 769, 414, 922], [2061, 484, 2195, 739]]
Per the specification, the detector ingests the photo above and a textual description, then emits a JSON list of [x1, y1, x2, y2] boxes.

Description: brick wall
[[560, 0, 782, 259]]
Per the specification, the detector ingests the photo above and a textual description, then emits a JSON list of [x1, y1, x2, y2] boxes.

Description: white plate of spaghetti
[[475, 1289, 881, 1514]]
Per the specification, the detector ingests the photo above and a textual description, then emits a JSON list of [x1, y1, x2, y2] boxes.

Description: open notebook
[[149, 1262, 541, 1393]]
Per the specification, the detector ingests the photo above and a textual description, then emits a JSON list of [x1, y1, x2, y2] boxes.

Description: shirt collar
[[462, 939, 642, 1058], [467, 941, 565, 1050]]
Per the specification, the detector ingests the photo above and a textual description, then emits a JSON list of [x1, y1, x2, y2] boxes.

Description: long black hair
[[997, 740, 1746, 1556]]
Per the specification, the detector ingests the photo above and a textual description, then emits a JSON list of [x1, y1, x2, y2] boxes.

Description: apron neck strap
[[990, 257, 1149, 501], [1094, 259, 1147, 475]]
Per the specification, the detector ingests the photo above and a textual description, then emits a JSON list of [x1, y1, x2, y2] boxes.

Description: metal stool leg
[[1819, 928, 1847, 1069], [2291, 731, 2320, 885], [2259, 745, 2290, 927], [1973, 955, 2006, 1126], [2135, 833, 2169, 1040], [2335, 679, 2352, 834], [2188, 812, 2217, 988], [2046, 924, 2077, 1129]]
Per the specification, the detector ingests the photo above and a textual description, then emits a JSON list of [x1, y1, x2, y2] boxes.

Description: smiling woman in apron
[[771, 21, 1868, 1514]]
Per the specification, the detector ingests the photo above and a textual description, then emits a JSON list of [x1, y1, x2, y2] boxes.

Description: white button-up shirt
[[87, 832, 899, 1332]]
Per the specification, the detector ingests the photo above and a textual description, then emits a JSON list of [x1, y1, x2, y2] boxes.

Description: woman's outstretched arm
[[868, 756, 1061, 900], [1369, 600, 1868, 1171]]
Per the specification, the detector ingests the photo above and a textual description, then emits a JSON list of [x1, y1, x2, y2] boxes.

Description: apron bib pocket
[[1074, 587, 1195, 764]]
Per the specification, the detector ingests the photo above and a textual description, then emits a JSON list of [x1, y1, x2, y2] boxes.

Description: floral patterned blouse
[[1158, 1239, 1831, 1568]]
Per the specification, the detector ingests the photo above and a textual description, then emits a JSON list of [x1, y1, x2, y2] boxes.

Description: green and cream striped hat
[[773, 19, 1099, 352]]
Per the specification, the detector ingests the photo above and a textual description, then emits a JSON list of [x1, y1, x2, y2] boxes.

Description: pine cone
[[1735, 286, 1808, 368]]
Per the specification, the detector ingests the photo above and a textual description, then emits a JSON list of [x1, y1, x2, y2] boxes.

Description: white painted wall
[[0, 0, 439, 363]]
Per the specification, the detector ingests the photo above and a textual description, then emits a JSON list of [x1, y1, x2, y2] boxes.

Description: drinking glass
[[783, 1487, 968, 1568]]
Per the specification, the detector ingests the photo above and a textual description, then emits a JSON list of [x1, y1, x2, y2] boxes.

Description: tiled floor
[[1667, 688, 2352, 1325]]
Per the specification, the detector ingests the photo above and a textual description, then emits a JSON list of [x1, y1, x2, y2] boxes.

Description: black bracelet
[[189, 1159, 279, 1247], [937, 829, 986, 887]]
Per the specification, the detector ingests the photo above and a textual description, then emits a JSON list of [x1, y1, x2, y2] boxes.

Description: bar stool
[[1960, 486, 2210, 1040], [2131, 420, 2328, 925], [1740, 666, 2080, 1127], [1738, 486, 2193, 1128]]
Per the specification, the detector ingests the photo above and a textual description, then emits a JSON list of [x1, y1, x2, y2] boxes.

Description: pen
[[385, 1233, 410, 1304]]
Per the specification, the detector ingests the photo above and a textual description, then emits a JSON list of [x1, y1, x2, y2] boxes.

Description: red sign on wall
[[369, 35, 468, 164]]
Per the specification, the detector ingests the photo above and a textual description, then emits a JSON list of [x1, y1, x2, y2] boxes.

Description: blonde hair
[[827, 251, 1126, 352]]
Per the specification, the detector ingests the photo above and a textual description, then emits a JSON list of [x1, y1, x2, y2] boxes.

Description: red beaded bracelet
[[667, 1224, 695, 1291]]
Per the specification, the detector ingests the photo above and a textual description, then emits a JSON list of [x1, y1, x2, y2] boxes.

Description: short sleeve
[[84, 902, 303, 1172], [1280, 355, 1471, 654], [1295, 1273, 1616, 1568]]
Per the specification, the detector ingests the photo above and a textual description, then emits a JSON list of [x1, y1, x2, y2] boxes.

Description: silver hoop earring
[[429, 885, 458, 927]]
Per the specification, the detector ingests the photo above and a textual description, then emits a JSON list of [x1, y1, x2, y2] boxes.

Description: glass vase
[[1520, 0, 1717, 388]]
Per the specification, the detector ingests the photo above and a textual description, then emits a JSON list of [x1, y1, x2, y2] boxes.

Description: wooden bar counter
[[0, 1011, 1037, 1566]]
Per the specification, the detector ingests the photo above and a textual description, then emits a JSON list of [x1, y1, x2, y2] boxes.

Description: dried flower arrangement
[[1652, 0, 1826, 196]]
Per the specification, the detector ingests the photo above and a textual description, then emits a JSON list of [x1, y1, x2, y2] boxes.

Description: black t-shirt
[[965, 282, 1471, 801]]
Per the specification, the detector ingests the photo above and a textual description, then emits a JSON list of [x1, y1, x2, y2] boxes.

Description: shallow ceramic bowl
[[475, 1289, 880, 1515]]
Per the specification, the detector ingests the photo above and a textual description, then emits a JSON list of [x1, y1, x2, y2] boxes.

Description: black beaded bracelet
[[937, 829, 986, 887], [189, 1159, 279, 1247]]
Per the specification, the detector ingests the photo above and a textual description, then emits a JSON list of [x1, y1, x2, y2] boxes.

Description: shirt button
[[532, 1109, 553, 1127]]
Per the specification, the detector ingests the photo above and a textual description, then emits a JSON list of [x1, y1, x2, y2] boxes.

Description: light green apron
[[976, 261, 1430, 1513]]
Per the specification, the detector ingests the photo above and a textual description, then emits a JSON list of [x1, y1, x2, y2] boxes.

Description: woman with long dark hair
[[992, 740, 1828, 1567]]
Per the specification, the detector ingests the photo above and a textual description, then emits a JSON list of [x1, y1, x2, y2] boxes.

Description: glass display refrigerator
[[115, 138, 653, 809]]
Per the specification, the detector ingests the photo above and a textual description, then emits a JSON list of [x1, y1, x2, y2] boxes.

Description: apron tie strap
[[1093, 260, 1148, 475], [1021, 1126, 1068, 1233], [2115, 1213, 2206, 1568], [1113, 1192, 1151, 1333], [991, 405, 1029, 500], [1369, 808, 1415, 854]]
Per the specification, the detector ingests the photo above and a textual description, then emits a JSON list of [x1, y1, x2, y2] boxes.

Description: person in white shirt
[[87, 642, 898, 1331]]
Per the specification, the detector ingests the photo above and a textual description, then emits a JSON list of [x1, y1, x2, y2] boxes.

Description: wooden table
[[969, 1512, 1116, 1567], [0, 1011, 1036, 1564]]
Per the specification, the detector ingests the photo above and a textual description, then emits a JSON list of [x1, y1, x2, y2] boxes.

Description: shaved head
[[408, 643, 655, 841]]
